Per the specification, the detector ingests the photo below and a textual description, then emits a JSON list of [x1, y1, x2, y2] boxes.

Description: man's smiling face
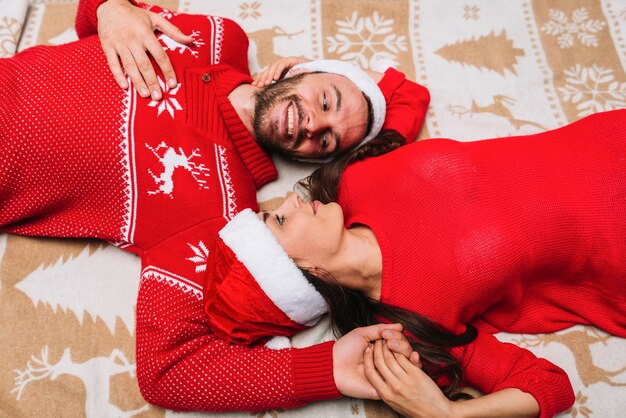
[[253, 72, 370, 159]]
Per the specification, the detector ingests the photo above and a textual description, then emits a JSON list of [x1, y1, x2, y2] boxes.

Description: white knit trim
[[288, 59, 386, 160], [207, 16, 224, 65], [219, 209, 328, 325], [120, 83, 138, 242], [214, 17, 224, 64], [264, 336, 293, 350], [141, 266, 204, 300], [214, 145, 237, 221]]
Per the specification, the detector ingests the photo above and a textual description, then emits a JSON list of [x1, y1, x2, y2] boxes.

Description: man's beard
[[253, 74, 307, 157]]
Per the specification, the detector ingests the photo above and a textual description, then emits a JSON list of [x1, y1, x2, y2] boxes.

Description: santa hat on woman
[[286, 59, 387, 162], [204, 209, 328, 346]]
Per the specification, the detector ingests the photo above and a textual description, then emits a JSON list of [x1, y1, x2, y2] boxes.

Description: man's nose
[[304, 109, 326, 138]]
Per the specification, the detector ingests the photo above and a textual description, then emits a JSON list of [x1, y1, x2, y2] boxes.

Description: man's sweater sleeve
[[377, 68, 430, 142], [75, 0, 139, 39], [453, 331, 575, 418], [136, 249, 341, 411]]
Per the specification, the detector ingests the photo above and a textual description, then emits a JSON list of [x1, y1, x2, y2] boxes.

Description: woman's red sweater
[[339, 109, 626, 417]]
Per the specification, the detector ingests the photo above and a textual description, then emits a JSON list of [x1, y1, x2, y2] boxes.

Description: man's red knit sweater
[[0, 0, 430, 411], [338, 109, 626, 417]]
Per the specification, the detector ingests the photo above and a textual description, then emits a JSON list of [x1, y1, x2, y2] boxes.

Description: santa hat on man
[[286, 59, 387, 161], [204, 209, 328, 346]]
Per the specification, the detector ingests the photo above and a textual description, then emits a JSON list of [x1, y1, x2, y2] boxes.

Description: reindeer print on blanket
[[12, 347, 148, 418]]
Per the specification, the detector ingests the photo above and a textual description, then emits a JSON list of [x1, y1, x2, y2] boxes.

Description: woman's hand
[[96, 0, 194, 100], [251, 56, 311, 87], [333, 324, 420, 399], [364, 339, 453, 418]]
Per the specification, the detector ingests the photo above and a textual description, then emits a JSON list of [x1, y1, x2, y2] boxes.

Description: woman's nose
[[277, 192, 301, 213], [287, 192, 302, 207]]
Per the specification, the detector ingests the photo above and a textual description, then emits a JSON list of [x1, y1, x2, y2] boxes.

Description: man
[[0, 0, 429, 412], [96, 0, 429, 160]]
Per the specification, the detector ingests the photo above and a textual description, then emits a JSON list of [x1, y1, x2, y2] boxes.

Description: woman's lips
[[311, 200, 320, 214]]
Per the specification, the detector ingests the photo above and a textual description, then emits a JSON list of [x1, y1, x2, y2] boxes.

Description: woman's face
[[257, 192, 345, 268]]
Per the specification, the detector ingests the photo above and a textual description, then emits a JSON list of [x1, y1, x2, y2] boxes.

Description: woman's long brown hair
[[296, 130, 408, 203], [297, 130, 477, 400]]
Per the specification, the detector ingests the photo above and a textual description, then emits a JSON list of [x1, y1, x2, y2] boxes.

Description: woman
[[205, 109, 626, 417]]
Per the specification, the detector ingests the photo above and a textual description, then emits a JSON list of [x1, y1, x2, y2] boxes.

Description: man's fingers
[[103, 47, 128, 89], [355, 323, 403, 342], [409, 351, 423, 368], [145, 37, 176, 89], [381, 329, 413, 358], [153, 15, 194, 44], [151, 14, 192, 88], [129, 45, 161, 100], [118, 49, 150, 97], [119, 48, 149, 98], [381, 329, 423, 371]]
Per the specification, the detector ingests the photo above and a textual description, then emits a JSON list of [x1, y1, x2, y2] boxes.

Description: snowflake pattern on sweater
[[148, 77, 183, 117]]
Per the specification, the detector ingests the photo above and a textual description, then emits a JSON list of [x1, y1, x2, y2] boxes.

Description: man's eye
[[321, 132, 328, 149], [275, 214, 284, 225], [323, 94, 328, 111]]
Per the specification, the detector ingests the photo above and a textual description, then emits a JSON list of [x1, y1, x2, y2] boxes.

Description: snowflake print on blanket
[[146, 142, 211, 198], [326, 11, 407, 71], [541, 8, 606, 48], [558, 64, 626, 117], [148, 77, 182, 118]]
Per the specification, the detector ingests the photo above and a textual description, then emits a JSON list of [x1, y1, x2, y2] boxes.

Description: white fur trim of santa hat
[[219, 209, 328, 326], [287, 59, 386, 156]]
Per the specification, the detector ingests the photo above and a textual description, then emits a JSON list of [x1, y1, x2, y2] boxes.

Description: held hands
[[333, 323, 420, 399], [251, 56, 311, 87], [364, 340, 454, 418], [97, 0, 194, 100]]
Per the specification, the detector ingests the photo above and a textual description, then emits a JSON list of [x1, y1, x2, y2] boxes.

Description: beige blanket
[[1, 0, 625, 417]]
